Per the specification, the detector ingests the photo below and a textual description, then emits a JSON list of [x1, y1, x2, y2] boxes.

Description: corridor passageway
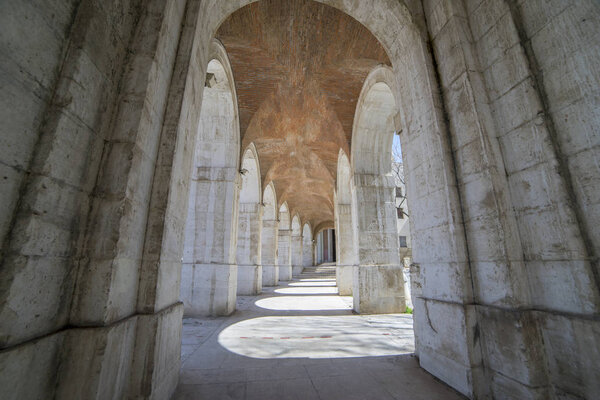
[[2, 1, 599, 398], [174, 265, 464, 400]]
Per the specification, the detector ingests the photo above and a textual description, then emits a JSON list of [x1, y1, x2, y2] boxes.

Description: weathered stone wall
[[277, 203, 292, 281], [1, 0, 598, 399], [262, 182, 279, 286], [423, 0, 600, 398], [335, 151, 357, 295], [302, 223, 313, 267], [291, 215, 303, 276]]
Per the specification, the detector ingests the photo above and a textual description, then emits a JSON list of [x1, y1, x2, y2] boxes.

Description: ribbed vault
[[216, 0, 390, 228]]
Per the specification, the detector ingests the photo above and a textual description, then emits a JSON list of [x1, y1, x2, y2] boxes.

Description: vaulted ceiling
[[216, 0, 390, 229]]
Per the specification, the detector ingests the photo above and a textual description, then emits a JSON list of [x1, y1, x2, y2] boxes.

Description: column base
[[237, 264, 262, 295], [181, 263, 236, 316], [336, 265, 354, 295], [279, 265, 292, 281], [292, 265, 303, 277], [353, 264, 406, 314], [262, 264, 279, 286]]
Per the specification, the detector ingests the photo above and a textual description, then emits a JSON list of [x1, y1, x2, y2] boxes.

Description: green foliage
[[405, 306, 413, 314]]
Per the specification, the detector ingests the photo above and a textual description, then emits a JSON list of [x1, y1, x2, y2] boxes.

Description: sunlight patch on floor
[[217, 314, 415, 359]]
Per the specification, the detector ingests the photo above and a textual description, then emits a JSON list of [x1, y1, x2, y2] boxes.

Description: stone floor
[[173, 267, 466, 400]]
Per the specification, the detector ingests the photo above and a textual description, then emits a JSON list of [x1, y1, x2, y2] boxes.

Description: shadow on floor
[[173, 275, 466, 400]]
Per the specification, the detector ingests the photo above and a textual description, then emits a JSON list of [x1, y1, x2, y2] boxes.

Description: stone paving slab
[[174, 275, 466, 400]]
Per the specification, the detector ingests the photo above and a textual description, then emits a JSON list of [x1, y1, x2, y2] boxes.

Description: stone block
[[182, 263, 236, 316], [0, 255, 73, 347], [33, 111, 98, 189], [262, 264, 279, 287], [539, 312, 600, 399], [477, 307, 548, 387], [0, 331, 65, 400], [526, 260, 600, 314], [154, 259, 184, 311], [471, 260, 525, 307], [129, 303, 184, 400], [0, 0, 74, 91], [413, 299, 479, 397], [419, 261, 472, 303], [0, 71, 46, 170], [490, 372, 550, 400], [0, 164, 24, 247], [55, 317, 137, 399], [237, 264, 262, 295], [336, 265, 353, 296], [70, 256, 140, 325], [353, 265, 406, 314]]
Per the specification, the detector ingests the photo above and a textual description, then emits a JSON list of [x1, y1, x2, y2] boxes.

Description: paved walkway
[[173, 267, 465, 400]]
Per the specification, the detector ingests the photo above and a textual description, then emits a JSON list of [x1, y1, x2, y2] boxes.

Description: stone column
[[261, 218, 279, 286], [302, 234, 313, 268], [236, 203, 262, 295], [278, 229, 292, 281], [181, 166, 239, 316], [353, 173, 406, 313], [291, 232, 303, 276], [336, 203, 356, 295]]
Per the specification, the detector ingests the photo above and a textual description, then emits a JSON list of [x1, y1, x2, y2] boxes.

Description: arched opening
[[315, 226, 336, 264], [277, 202, 292, 281], [290, 215, 303, 276], [236, 144, 262, 295], [350, 68, 405, 315], [180, 46, 241, 317], [261, 182, 279, 286]]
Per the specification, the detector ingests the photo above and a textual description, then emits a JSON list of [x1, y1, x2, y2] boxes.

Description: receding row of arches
[[178, 39, 406, 318]]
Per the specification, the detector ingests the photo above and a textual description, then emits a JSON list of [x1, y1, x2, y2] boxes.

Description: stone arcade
[[1, 0, 599, 399]]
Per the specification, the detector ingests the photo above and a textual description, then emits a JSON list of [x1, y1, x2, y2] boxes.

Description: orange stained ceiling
[[216, 0, 390, 229]]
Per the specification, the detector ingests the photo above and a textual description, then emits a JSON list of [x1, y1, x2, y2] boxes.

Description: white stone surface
[[278, 203, 292, 281], [2, 0, 599, 399], [180, 50, 240, 317], [236, 147, 262, 295], [262, 183, 279, 286], [290, 215, 303, 276]]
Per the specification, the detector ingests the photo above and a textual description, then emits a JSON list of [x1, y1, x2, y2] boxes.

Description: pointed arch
[[181, 39, 241, 317], [351, 65, 399, 176]]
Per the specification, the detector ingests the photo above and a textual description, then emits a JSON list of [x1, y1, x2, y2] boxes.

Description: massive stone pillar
[[237, 203, 262, 294], [335, 151, 358, 295], [335, 203, 356, 295], [278, 229, 292, 281], [261, 183, 279, 286], [291, 233, 303, 276], [261, 218, 279, 286], [236, 146, 262, 295], [291, 216, 303, 276], [353, 173, 406, 313], [181, 166, 239, 316], [277, 203, 292, 281], [302, 224, 313, 269]]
